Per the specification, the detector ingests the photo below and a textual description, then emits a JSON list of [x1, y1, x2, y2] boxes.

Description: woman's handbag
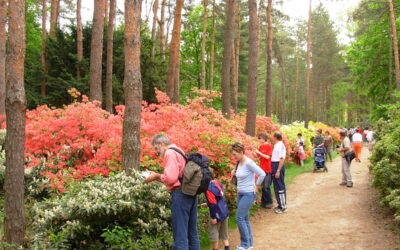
[[230, 162, 239, 187]]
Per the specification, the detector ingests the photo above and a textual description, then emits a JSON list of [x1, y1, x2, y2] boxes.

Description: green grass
[[200, 152, 339, 249]]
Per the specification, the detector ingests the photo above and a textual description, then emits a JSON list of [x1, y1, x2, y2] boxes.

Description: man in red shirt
[[254, 133, 273, 209]]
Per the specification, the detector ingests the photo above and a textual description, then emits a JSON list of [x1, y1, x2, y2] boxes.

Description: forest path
[[228, 148, 400, 249]]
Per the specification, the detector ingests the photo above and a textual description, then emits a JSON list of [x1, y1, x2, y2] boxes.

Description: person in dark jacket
[[202, 178, 230, 250]]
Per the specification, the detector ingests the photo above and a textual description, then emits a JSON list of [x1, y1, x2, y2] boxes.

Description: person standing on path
[[352, 128, 363, 162], [271, 132, 288, 214], [145, 134, 200, 250], [254, 133, 273, 209], [231, 142, 266, 250], [323, 131, 334, 162], [337, 131, 354, 188], [366, 129, 375, 152], [312, 129, 325, 148]]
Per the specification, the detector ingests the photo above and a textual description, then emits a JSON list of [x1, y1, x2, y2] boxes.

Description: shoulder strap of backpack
[[168, 147, 188, 162]]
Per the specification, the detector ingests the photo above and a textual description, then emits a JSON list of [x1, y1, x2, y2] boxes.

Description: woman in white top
[[352, 128, 363, 162]]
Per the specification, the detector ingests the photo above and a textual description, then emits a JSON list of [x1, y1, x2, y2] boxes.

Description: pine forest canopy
[[1, 0, 397, 128]]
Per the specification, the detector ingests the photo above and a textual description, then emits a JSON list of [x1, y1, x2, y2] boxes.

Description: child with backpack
[[202, 178, 230, 250]]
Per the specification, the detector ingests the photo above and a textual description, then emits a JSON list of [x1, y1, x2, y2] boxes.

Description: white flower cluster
[[30, 171, 172, 248]]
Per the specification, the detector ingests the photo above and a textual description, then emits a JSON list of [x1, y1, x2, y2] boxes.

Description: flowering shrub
[[310, 121, 341, 142], [30, 172, 172, 249], [280, 122, 316, 158], [370, 103, 400, 222]]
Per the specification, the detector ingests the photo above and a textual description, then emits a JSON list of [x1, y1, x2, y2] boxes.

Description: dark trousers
[[171, 189, 200, 250], [261, 173, 273, 206], [271, 162, 287, 209]]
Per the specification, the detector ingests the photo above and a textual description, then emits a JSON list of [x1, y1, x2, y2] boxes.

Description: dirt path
[[229, 148, 400, 250]]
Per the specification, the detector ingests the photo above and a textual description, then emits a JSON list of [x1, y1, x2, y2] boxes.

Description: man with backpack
[[145, 134, 201, 250]]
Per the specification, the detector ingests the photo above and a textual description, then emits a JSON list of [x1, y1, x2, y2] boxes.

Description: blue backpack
[[205, 181, 229, 222]]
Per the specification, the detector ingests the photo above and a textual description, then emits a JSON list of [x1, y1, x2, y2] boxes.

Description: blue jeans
[[236, 192, 256, 248], [171, 189, 200, 250]]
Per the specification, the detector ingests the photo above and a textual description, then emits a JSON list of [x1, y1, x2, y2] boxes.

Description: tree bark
[[389, 29, 394, 102], [166, 0, 184, 103], [122, 0, 142, 174], [231, 40, 238, 113], [150, 0, 159, 58], [265, 0, 273, 117], [41, 0, 47, 97], [159, 0, 166, 60], [294, 48, 299, 121], [77, 0, 83, 80], [221, 0, 235, 118], [200, 0, 207, 89], [388, 0, 400, 96], [173, 57, 180, 102], [304, 0, 312, 128], [0, 0, 7, 115], [105, 0, 116, 113], [50, 0, 58, 39], [209, 0, 216, 90], [89, 0, 106, 102], [245, 0, 258, 136], [104, 0, 109, 23], [4, 0, 26, 246]]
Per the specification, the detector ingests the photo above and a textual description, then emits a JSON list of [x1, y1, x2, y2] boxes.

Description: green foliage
[[29, 172, 173, 249], [369, 101, 400, 221]]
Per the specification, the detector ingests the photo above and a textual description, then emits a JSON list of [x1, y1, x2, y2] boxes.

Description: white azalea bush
[[30, 171, 172, 249]]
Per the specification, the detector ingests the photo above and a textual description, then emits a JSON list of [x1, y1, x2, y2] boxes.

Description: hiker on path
[[231, 142, 265, 250], [352, 128, 363, 162], [254, 133, 273, 209], [145, 134, 200, 250], [323, 131, 334, 162], [366, 129, 375, 152], [312, 129, 325, 149], [271, 132, 288, 214], [337, 131, 354, 188]]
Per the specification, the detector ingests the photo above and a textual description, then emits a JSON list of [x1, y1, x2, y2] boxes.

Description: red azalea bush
[[20, 89, 285, 207]]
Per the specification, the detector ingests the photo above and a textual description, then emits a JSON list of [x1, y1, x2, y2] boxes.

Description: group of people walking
[[145, 132, 287, 250], [144, 127, 373, 250]]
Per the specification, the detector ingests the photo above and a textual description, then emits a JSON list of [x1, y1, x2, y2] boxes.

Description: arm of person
[[275, 157, 285, 179], [205, 190, 218, 224], [256, 150, 271, 160], [248, 160, 266, 192], [146, 152, 180, 185]]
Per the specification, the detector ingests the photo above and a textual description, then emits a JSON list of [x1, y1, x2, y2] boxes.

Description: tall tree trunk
[[221, 0, 235, 118], [347, 90, 353, 125], [4, 0, 26, 246], [150, 0, 159, 58], [231, 40, 238, 113], [105, 0, 116, 113], [200, 0, 208, 89], [294, 48, 299, 121], [389, 30, 394, 102], [104, 0, 109, 23], [265, 0, 273, 117], [311, 69, 316, 122], [245, 0, 258, 136], [122, 0, 142, 174], [50, 0, 58, 39], [209, 0, 216, 89], [89, 0, 106, 102], [0, 0, 7, 115], [159, 0, 166, 59], [166, 0, 184, 103], [41, 0, 47, 97], [77, 0, 83, 80], [388, 0, 400, 95], [231, 0, 240, 113], [304, 0, 312, 128], [173, 57, 180, 102], [279, 65, 286, 123]]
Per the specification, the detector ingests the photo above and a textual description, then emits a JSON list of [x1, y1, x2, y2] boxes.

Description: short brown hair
[[325, 131, 330, 135], [340, 131, 347, 137], [257, 133, 268, 141], [273, 132, 283, 141], [317, 129, 322, 134], [232, 142, 245, 154]]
